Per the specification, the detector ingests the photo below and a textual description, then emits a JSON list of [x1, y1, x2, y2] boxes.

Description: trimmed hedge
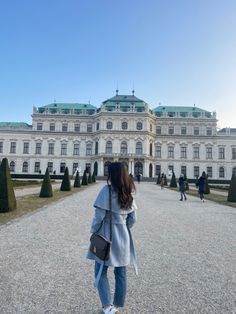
[[39, 168, 53, 197], [60, 167, 71, 191]]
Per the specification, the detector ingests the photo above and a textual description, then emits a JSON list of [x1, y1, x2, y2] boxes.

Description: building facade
[[0, 92, 236, 180]]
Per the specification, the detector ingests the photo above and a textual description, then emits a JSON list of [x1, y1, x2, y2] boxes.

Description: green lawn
[[0, 185, 90, 225]]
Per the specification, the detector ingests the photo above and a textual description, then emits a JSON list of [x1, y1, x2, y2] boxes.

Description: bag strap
[[108, 184, 112, 242]]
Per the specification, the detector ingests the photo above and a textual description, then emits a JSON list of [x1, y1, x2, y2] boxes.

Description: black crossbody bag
[[89, 185, 112, 261]]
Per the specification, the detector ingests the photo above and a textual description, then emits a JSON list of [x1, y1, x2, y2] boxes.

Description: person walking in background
[[160, 173, 165, 189], [136, 172, 141, 184], [87, 162, 138, 314], [178, 174, 187, 201], [197, 171, 206, 202]]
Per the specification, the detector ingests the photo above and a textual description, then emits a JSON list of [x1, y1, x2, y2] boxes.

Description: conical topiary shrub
[[60, 167, 71, 191], [156, 173, 161, 185], [204, 174, 210, 194], [170, 172, 177, 188], [92, 170, 96, 183], [74, 170, 81, 188], [82, 170, 88, 185], [0, 158, 17, 212], [227, 172, 236, 202], [39, 168, 53, 197], [88, 171, 92, 184], [164, 174, 168, 186]]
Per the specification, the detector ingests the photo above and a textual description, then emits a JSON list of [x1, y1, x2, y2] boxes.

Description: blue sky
[[0, 0, 235, 127]]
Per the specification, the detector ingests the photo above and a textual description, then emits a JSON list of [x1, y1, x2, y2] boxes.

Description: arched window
[[219, 166, 225, 178], [22, 161, 28, 173], [106, 141, 112, 154], [120, 141, 127, 154], [136, 122, 143, 130], [135, 162, 143, 176], [121, 121, 128, 130], [136, 142, 143, 155], [107, 121, 113, 129], [10, 161, 15, 172]]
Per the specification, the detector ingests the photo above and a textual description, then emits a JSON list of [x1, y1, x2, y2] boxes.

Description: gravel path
[[0, 182, 235, 314]]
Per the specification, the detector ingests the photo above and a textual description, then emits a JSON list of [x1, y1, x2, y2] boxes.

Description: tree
[[39, 168, 53, 197], [74, 171, 81, 188], [60, 167, 71, 191], [88, 171, 92, 184], [92, 170, 96, 183], [170, 172, 177, 188], [204, 174, 210, 194], [0, 158, 17, 212], [156, 173, 161, 185], [81, 169, 88, 185], [227, 172, 236, 202]]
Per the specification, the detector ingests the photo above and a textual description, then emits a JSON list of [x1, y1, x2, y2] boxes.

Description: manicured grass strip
[[0, 186, 88, 225]]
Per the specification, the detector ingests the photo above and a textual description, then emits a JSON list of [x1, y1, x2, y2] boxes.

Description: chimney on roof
[[116, 89, 119, 96], [132, 89, 135, 96]]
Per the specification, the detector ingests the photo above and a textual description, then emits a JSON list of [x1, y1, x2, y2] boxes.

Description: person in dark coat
[[136, 173, 141, 184], [178, 174, 187, 201], [197, 171, 206, 202]]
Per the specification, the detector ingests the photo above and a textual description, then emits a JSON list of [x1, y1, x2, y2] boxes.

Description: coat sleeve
[[90, 206, 106, 233], [127, 209, 137, 229]]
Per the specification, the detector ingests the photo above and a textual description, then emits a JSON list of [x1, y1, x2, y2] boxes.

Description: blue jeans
[[95, 261, 127, 307]]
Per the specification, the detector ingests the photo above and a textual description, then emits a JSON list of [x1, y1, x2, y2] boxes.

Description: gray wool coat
[[87, 185, 138, 274]]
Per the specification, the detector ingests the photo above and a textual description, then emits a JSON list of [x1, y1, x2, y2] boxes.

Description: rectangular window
[[37, 123, 43, 131], [48, 143, 54, 155], [60, 162, 66, 173], [207, 166, 212, 178], [61, 143, 67, 155], [168, 146, 174, 158], [168, 165, 174, 173], [181, 146, 187, 158], [181, 166, 187, 175], [168, 127, 174, 135], [193, 146, 199, 159], [73, 162, 78, 174], [0, 141, 3, 153], [47, 162, 53, 173], [87, 124, 93, 132], [73, 143, 80, 155], [23, 142, 29, 154], [74, 123, 80, 132], [156, 126, 161, 135], [34, 162, 40, 173], [232, 148, 236, 160], [218, 147, 225, 159], [35, 143, 42, 154], [50, 123, 55, 131], [155, 165, 161, 176], [62, 123, 68, 132], [86, 143, 92, 156], [181, 127, 187, 135], [155, 146, 161, 158], [194, 127, 199, 135], [85, 163, 91, 172], [194, 166, 199, 177], [206, 147, 212, 159], [10, 142, 16, 153], [206, 128, 212, 136]]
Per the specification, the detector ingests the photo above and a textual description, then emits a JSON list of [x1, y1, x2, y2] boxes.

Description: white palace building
[[0, 91, 236, 180]]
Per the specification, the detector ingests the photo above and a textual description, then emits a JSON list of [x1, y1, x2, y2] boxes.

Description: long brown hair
[[107, 162, 135, 210]]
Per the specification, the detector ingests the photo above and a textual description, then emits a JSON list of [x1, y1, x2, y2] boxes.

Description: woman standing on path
[[87, 162, 138, 314], [197, 171, 206, 202]]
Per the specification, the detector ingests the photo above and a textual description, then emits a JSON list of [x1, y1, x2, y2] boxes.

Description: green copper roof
[[102, 95, 146, 107], [40, 103, 96, 110], [153, 106, 212, 118], [0, 122, 32, 129]]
